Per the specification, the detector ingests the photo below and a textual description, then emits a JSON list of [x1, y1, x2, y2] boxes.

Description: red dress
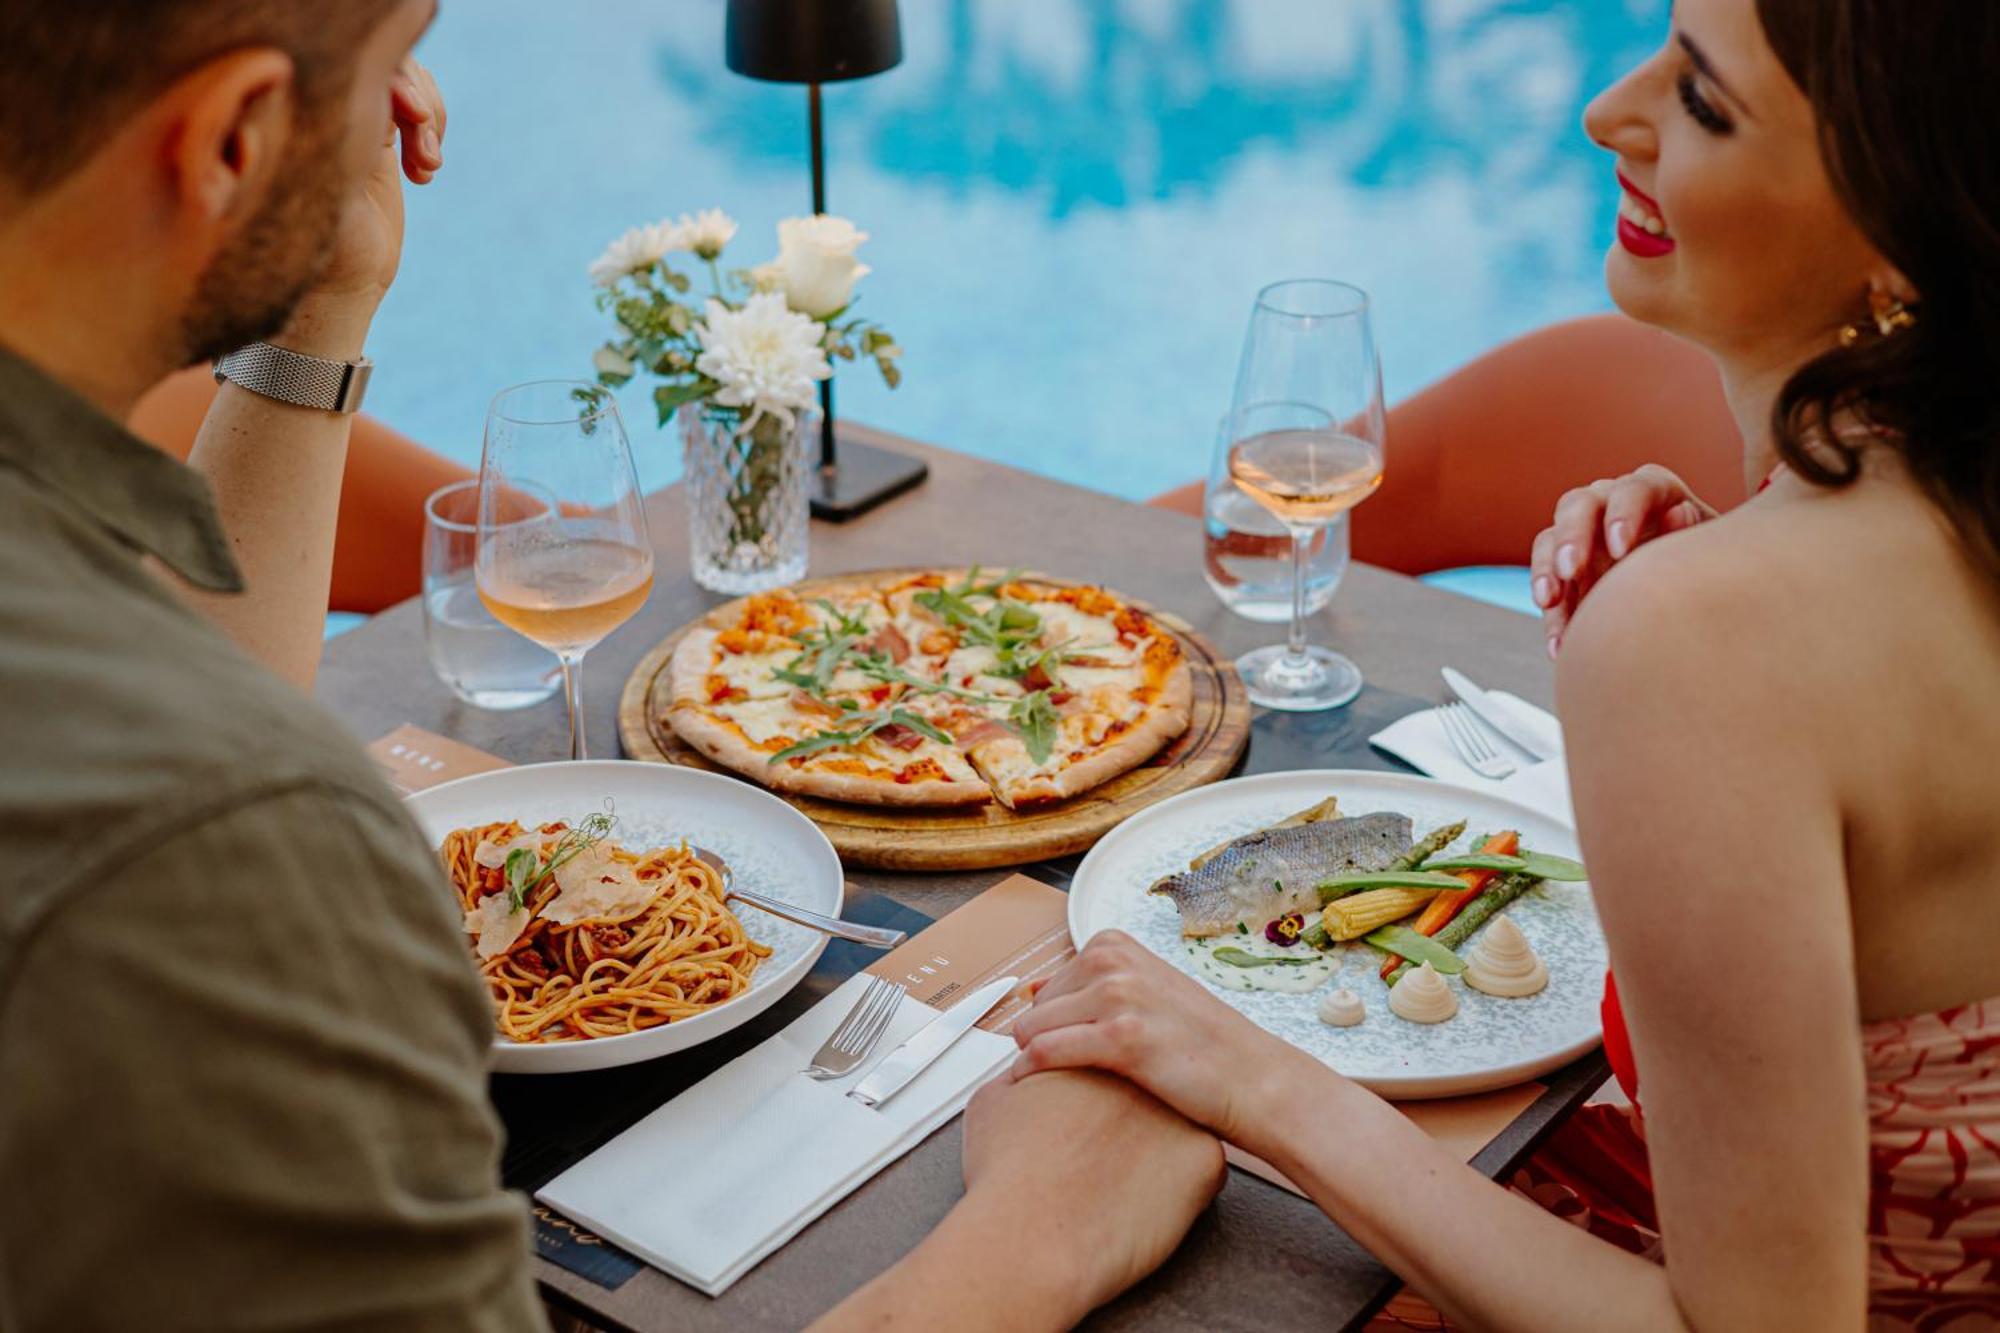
[[1378, 983, 2000, 1330]]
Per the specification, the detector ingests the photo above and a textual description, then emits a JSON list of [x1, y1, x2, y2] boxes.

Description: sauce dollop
[[1463, 916, 1549, 998], [1318, 987, 1365, 1027], [1387, 961, 1458, 1024]]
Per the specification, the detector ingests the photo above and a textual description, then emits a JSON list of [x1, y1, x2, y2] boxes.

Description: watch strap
[[213, 341, 373, 415]]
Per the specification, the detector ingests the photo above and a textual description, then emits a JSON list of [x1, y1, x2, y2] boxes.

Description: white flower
[[678, 208, 737, 261], [766, 214, 871, 318], [588, 219, 686, 288], [693, 291, 831, 431]]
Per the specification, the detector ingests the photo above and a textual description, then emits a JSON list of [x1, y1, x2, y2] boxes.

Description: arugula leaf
[[1007, 690, 1061, 765], [813, 597, 874, 639], [850, 651, 1003, 705], [767, 729, 864, 763], [883, 708, 953, 746]]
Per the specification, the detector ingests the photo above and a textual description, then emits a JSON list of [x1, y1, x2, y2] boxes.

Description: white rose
[[768, 215, 871, 319]]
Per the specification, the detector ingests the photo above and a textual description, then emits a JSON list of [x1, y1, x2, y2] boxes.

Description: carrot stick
[[1379, 830, 1519, 978]]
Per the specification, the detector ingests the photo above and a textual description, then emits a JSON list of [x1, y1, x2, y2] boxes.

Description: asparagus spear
[[1384, 871, 1539, 985], [1302, 820, 1468, 948]]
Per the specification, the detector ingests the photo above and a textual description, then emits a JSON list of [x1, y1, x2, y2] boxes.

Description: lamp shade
[[725, 0, 902, 85]]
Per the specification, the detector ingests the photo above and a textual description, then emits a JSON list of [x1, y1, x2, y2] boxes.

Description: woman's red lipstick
[[1615, 172, 1676, 258]]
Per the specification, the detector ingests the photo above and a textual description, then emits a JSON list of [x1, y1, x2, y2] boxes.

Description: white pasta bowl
[[406, 760, 844, 1074]]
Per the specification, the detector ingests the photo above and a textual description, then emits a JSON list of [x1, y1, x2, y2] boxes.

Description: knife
[[1441, 667, 1563, 761], [846, 974, 1019, 1109]]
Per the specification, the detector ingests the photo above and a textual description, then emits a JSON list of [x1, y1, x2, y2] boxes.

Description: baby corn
[[1321, 886, 1441, 941]]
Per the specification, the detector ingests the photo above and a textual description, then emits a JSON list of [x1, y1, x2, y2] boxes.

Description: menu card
[[365, 723, 511, 794]]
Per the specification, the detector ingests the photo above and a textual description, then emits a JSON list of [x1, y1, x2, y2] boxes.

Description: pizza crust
[[667, 628, 719, 708]]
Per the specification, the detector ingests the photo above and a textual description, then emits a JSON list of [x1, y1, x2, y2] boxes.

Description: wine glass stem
[[1285, 524, 1312, 666], [559, 651, 587, 761]]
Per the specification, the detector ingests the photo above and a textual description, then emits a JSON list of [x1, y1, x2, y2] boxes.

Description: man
[[0, 5, 1228, 1328], [0, 4, 544, 1327]]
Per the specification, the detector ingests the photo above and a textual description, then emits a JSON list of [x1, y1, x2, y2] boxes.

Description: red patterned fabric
[[1600, 976, 2000, 1323], [1372, 989, 2000, 1329]]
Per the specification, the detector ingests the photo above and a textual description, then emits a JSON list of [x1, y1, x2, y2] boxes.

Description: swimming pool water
[[377, 0, 1668, 504]]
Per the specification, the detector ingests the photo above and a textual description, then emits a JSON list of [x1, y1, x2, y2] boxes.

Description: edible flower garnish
[[1264, 911, 1306, 946], [504, 809, 617, 912]]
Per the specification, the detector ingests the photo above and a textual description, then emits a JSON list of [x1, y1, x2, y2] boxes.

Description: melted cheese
[[726, 697, 811, 744]]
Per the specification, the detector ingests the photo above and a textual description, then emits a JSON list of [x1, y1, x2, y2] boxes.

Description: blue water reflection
[[376, 0, 1666, 498]]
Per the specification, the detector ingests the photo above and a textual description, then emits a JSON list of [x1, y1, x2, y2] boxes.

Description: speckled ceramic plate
[[1068, 769, 1606, 1099], [407, 760, 842, 1074]]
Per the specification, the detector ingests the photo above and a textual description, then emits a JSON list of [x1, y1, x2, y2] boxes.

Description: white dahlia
[[693, 292, 831, 430], [588, 219, 686, 288]]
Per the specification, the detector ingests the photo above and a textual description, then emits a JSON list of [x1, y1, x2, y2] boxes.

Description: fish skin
[[1149, 811, 1415, 938]]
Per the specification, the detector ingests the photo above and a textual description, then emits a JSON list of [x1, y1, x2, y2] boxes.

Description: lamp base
[[809, 437, 928, 521]]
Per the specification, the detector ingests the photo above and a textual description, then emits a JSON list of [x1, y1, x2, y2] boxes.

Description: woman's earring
[[1840, 293, 1918, 346]]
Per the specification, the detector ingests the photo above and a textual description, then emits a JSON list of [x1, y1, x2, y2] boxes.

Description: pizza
[[665, 570, 1195, 810]]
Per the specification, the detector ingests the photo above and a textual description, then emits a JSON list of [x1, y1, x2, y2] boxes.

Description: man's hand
[[959, 1069, 1225, 1318], [274, 58, 445, 360], [811, 1069, 1224, 1332], [1529, 464, 1717, 655]]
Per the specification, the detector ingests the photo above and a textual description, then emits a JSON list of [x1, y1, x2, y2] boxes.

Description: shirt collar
[[0, 342, 242, 592]]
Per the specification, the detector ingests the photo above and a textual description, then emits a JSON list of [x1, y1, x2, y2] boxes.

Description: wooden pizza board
[[616, 569, 1251, 871]]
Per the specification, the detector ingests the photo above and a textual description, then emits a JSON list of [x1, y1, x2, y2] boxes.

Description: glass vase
[[680, 403, 811, 594]]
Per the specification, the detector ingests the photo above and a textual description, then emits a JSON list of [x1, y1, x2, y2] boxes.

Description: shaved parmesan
[[472, 830, 548, 870], [465, 892, 532, 959], [543, 844, 660, 925]]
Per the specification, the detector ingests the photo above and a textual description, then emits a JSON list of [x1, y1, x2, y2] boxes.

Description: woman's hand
[[1009, 931, 1306, 1147], [1530, 464, 1717, 655]]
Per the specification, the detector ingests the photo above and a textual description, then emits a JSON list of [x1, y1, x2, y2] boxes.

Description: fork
[[803, 976, 903, 1080], [1437, 701, 1517, 780]]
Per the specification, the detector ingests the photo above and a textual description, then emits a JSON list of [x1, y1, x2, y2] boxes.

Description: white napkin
[[1369, 689, 1574, 826], [536, 974, 1016, 1297]]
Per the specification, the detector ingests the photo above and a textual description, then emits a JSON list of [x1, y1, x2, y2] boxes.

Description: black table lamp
[[727, 0, 927, 521]]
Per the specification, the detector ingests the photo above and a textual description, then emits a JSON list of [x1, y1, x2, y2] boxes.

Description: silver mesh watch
[[212, 341, 373, 414]]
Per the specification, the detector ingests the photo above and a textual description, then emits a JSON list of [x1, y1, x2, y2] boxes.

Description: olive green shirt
[[0, 346, 544, 1331]]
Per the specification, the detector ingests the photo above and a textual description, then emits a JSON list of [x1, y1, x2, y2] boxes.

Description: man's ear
[[161, 48, 296, 224]]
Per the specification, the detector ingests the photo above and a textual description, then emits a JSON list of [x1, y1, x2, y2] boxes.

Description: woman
[[1008, 0, 2000, 1327]]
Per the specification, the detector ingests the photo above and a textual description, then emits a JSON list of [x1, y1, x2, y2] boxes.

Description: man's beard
[[177, 126, 348, 365]]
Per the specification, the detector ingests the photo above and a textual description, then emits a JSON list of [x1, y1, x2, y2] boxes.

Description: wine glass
[[1226, 279, 1386, 710], [476, 381, 654, 760]]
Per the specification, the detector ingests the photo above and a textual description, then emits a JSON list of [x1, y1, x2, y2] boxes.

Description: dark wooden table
[[318, 423, 1606, 1332]]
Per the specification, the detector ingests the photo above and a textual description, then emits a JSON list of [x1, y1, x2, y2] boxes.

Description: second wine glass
[[1226, 400, 1380, 709], [476, 381, 654, 760], [1226, 279, 1386, 711]]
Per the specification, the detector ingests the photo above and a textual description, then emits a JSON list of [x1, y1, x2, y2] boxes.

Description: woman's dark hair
[[1756, 0, 2000, 574]]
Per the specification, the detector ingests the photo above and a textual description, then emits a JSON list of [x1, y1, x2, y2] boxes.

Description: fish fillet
[[1150, 811, 1413, 938]]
